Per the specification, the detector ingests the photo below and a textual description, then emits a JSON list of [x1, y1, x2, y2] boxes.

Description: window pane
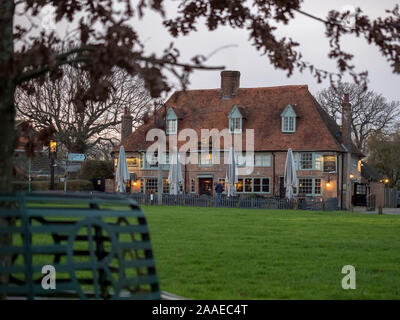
[[314, 179, 321, 195], [163, 179, 169, 194], [230, 117, 241, 132], [283, 117, 288, 131], [255, 153, 271, 167], [299, 178, 312, 194], [262, 178, 270, 193], [190, 178, 195, 193], [167, 119, 177, 134], [199, 152, 212, 166], [236, 179, 243, 192], [289, 117, 294, 131], [300, 152, 313, 169], [356, 184, 366, 195], [245, 178, 252, 192], [146, 178, 158, 193], [140, 178, 144, 193], [253, 178, 261, 192]]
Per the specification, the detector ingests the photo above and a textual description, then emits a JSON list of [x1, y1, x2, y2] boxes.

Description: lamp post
[[49, 140, 57, 190]]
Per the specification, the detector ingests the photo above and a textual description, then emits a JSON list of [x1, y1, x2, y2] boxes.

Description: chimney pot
[[121, 108, 133, 145], [220, 70, 240, 99], [341, 94, 352, 149]]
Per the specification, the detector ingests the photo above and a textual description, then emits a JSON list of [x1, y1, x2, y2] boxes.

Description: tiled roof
[[118, 85, 362, 154]]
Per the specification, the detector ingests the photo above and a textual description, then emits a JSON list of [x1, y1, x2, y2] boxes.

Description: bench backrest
[[0, 192, 160, 300]]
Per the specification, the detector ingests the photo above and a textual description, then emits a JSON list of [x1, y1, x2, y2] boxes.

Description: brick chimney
[[220, 71, 240, 99], [341, 93, 352, 149], [121, 107, 132, 145]]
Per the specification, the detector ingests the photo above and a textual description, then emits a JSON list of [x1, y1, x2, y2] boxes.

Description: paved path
[[352, 206, 400, 215]]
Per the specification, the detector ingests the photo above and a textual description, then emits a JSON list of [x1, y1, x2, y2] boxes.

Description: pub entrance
[[199, 178, 213, 196]]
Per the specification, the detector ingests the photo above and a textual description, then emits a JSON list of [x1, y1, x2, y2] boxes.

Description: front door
[[353, 183, 367, 206], [199, 178, 213, 196]]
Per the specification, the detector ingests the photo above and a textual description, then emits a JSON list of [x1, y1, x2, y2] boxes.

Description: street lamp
[[49, 140, 57, 190]]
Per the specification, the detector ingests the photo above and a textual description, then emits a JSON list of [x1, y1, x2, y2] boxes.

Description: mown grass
[[141, 206, 400, 299]]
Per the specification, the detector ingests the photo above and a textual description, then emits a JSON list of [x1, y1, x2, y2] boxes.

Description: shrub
[[56, 179, 93, 191], [79, 160, 114, 181], [12, 180, 93, 192]]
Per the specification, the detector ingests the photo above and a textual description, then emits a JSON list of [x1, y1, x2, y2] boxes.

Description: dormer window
[[166, 108, 177, 135], [228, 105, 243, 134], [281, 104, 296, 133]]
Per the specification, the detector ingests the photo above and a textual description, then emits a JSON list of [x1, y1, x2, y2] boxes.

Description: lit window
[[299, 178, 313, 195], [245, 178, 252, 192], [236, 179, 244, 192], [163, 179, 169, 194], [298, 178, 321, 196]]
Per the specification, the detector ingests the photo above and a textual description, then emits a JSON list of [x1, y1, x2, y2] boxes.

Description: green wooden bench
[[0, 192, 160, 300]]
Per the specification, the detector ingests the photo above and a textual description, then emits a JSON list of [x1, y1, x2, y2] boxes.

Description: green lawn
[[142, 206, 400, 299]]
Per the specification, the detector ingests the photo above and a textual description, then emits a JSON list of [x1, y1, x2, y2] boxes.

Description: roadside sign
[[67, 153, 87, 162]]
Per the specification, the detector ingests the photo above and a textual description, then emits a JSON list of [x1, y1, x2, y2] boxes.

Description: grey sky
[[133, 0, 399, 102], [17, 1, 399, 102]]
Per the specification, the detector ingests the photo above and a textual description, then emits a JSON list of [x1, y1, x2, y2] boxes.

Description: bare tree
[[317, 83, 400, 152], [16, 67, 153, 155], [1, 0, 400, 291]]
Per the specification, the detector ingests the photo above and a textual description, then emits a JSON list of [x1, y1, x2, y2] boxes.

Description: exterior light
[[326, 178, 331, 188], [349, 173, 354, 180], [384, 178, 389, 184], [49, 140, 57, 153]]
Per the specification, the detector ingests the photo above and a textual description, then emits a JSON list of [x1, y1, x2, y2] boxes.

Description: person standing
[[215, 181, 223, 206]]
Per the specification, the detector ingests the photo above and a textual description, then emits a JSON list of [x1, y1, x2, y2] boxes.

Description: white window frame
[[281, 104, 296, 133], [235, 177, 271, 194], [199, 152, 212, 167], [228, 105, 243, 134], [296, 178, 322, 196], [297, 152, 323, 171], [229, 117, 242, 134], [254, 152, 271, 167], [166, 108, 178, 135], [166, 119, 177, 135]]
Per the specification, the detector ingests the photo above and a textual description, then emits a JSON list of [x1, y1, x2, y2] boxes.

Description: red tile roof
[[118, 85, 361, 154]]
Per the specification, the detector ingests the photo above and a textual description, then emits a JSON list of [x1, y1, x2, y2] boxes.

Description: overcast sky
[[132, 0, 399, 102], [19, 0, 399, 102]]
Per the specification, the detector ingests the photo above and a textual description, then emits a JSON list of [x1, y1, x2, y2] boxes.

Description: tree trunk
[[0, 0, 15, 297]]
